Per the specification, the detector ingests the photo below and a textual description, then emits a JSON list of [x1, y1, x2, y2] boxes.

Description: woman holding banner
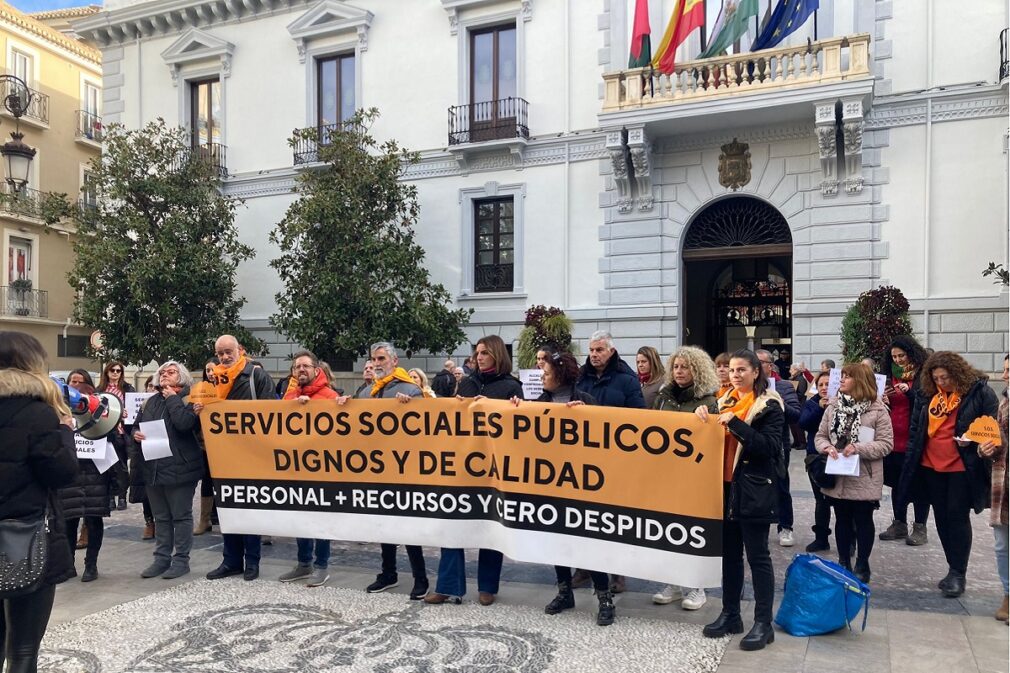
[[651, 346, 719, 611], [509, 347, 616, 626], [425, 335, 523, 607], [696, 349, 784, 652]]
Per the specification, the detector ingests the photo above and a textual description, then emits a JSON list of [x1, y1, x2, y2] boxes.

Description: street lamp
[[0, 75, 35, 194]]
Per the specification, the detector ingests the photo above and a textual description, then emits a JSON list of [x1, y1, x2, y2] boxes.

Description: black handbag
[[805, 453, 836, 490], [0, 503, 49, 599], [736, 472, 778, 519]]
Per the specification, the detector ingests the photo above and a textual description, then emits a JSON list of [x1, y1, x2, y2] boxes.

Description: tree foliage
[[840, 285, 912, 365], [270, 109, 472, 365], [69, 119, 264, 367]]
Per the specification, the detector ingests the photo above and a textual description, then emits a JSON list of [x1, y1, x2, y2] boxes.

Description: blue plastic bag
[[774, 554, 871, 637]]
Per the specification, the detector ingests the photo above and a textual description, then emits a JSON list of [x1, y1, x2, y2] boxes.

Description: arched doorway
[[681, 196, 792, 356]]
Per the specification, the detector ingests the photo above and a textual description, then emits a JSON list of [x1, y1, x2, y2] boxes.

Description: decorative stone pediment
[[161, 28, 234, 85], [440, 0, 532, 35], [287, 0, 373, 63]]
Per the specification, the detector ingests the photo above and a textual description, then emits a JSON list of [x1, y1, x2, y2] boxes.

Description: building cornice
[[0, 1, 101, 64], [867, 85, 1008, 129], [653, 122, 815, 153]]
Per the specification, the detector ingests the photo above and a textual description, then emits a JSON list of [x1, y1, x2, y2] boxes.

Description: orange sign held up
[[964, 416, 1002, 446], [186, 381, 222, 406]]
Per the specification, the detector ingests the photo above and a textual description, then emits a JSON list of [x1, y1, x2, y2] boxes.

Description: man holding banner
[[206, 334, 276, 582]]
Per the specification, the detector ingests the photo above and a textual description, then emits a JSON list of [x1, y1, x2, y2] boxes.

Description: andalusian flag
[[700, 0, 760, 58], [652, 0, 705, 75], [628, 0, 652, 68]]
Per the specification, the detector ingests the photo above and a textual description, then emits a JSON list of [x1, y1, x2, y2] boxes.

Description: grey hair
[[370, 341, 397, 359], [755, 349, 773, 361], [588, 330, 615, 350], [157, 360, 194, 388]]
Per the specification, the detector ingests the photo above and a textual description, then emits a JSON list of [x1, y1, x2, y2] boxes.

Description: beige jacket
[[815, 399, 894, 501]]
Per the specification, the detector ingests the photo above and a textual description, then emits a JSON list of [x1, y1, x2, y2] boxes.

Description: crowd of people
[[1, 327, 1008, 670]]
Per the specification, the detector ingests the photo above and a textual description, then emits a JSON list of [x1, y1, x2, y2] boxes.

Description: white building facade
[[74, 0, 1009, 375]]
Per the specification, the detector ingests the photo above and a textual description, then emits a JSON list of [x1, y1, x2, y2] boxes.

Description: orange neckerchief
[[927, 389, 961, 437], [719, 390, 756, 482], [717, 384, 733, 400], [371, 367, 416, 397], [214, 355, 248, 400]]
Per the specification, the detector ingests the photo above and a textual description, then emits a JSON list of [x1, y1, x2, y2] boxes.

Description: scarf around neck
[[284, 368, 332, 400], [830, 393, 871, 447], [927, 389, 960, 437], [214, 355, 248, 400], [891, 363, 916, 383], [371, 367, 416, 397]]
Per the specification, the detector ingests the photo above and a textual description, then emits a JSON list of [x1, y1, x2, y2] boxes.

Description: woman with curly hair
[[897, 351, 999, 597], [636, 346, 665, 408], [651, 345, 719, 610], [878, 335, 932, 545]]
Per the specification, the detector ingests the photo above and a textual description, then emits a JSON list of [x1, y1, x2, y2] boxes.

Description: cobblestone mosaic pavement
[[40, 580, 727, 673]]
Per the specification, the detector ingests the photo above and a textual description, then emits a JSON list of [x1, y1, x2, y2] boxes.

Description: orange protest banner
[[185, 381, 222, 406], [964, 416, 1002, 447]]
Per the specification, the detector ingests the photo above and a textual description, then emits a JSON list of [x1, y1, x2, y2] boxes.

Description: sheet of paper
[[875, 374, 887, 400], [124, 392, 155, 424], [825, 453, 860, 476], [139, 419, 173, 461], [75, 435, 109, 460], [92, 443, 119, 474], [518, 369, 543, 401], [857, 426, 875, 443], [827, 368, 842, 398]]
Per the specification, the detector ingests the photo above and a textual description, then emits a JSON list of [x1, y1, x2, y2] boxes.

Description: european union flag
[[752, 0, 819, 51]]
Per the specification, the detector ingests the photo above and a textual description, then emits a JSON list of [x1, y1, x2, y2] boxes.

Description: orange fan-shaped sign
[[185, 381, 222, 406], [963, 416, 1002, 446]]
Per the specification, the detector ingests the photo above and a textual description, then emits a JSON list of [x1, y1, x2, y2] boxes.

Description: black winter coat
[[0, 377, 80, 586], [575, 353, 646, 409], [897, 378, 999, 514], [226, 363, 276, 401], [431, 369, 456, 398], [536, 386, 596, 405], [457, 370, 524, 401], [725, 395, 785, 523], [59, 458, 113, 519], [133, 387, 203, 487]]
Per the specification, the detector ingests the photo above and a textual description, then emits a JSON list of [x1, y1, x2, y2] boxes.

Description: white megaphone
[[52, 378, 124, 440]]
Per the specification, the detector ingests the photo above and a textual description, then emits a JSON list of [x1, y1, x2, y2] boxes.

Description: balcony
[[1000, 28, 1008, 82], [174, 142, 228, 178], [0, 186, 45, 221], [1, 286, 48, 319], [291, 121, 369, 165], [75, 110, 103, 146], [600, 34, 872, 132], [0, 76, 49, 127], [447, 97, 529, 171]]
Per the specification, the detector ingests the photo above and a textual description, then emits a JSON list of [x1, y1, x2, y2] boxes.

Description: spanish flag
[[651, 0, 705, 75]]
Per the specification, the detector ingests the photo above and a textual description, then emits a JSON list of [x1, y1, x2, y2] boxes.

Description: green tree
[[270, 109, 472, 365], [69, 119, 264, 367]]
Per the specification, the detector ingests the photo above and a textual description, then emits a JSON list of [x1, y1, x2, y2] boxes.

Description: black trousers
[[721, 517, 774, 623], [554, 566, 608, 591], [66, 516, 103, 566], [807, 472, 833, 540], [922, 467, 972, 574], [380, 544, 427, 579], [777, 444, 793, 531], [1, 583, 56, 673], [830, 498, 876, 567]]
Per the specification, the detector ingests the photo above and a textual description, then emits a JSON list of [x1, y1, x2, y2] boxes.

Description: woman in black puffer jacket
[[0, 332, 79, 673]]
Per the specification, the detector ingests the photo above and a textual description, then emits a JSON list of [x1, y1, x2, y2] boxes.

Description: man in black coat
[[431, 360, 457, 398], [573, 330, 645, 592], [756, 349, 802, 548], [205, 334, 275, 582]]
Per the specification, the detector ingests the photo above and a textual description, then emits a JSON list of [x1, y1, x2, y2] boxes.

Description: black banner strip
[[215, 479, 723, 557]]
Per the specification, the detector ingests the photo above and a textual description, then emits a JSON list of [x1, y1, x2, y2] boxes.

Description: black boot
[[596, 590, 615, 626], [805, 537, 830, 553], [854, 559, 871, 584], [81, 564, 98, 582], [739, 622, 775, 651], [942, 571, 966, 598], [544, 581, 575, 615], [703, 611, 744, 637]]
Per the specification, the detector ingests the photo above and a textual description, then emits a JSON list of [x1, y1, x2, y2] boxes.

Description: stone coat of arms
[[718, 138, 751, 191]]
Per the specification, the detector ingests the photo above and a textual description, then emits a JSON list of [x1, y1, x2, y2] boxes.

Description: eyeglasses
[[110, 368, 123, 373]]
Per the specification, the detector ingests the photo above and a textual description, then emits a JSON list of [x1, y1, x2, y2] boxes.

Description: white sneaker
[[681, 588, 707, 610], [779, 528, 795, 547], [651, 585, 683, 605]]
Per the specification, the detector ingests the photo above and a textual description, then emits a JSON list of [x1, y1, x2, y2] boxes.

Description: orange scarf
[[214, 355, 248, 400], [717, 384, 733, 400], [927, 390, 960, 437], [371, 367, 416, 397], [719, 390, 756, 482]]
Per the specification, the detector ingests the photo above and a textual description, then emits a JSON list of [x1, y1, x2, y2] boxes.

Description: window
[[10, 49, 32, 86], [7, 236, 31, 284], [58, 335, 88, 358], [474, 197, 514, 293], [316, 53, 355, 128], [83, 82, 100, 116], [469, 24, 516, 140], [189, 78, 221, 146], [81, 170, 97, 208]]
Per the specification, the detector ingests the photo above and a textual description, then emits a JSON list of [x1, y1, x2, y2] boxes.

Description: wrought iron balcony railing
[[0, 75, 49, 125], [291, 121, 367, 165], [1, 286, 47, 318], [1000, 28, 1009, 82], [76, 110, 103, 142], [448, 97, 529, 145], [0, 186, 44, 220], [174, 142, 228, 178]]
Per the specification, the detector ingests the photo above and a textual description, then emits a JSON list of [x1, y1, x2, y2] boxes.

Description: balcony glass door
[[470, 24, 516, 142], [316, 54, 355, 145], [190, 78, 221, 147]]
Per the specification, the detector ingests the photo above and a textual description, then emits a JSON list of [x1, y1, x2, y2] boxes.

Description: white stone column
[[841, 97, 865, 194], [814, 100, 838, 196]]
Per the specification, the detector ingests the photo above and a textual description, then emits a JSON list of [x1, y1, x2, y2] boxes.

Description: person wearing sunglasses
[[98, 361, 135, 512]]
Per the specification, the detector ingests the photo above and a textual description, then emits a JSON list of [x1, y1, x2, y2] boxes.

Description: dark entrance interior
[[681, 196, 793, 356]]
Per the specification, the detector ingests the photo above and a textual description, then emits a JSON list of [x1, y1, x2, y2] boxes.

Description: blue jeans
[[297, 538, 331, 569], [435, 548, 503, 597], [222, 534, 261, 569], [994, 524, 1009, 594]]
